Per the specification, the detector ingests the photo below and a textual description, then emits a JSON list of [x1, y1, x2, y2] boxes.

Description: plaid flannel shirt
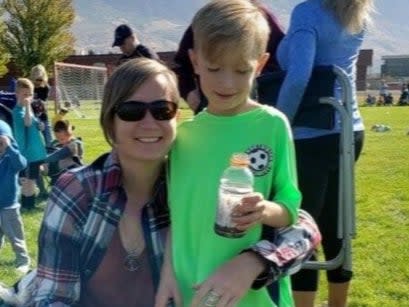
[[29, 151, 169, 306]]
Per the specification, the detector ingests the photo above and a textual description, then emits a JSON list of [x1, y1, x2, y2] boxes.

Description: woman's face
[[113, 74, 178, 163]]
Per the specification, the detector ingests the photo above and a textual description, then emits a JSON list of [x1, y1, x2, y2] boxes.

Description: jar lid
[[230, 153, 250, 167]]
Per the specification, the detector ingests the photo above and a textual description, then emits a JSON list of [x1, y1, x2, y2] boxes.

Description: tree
[[0, 0, 75, 76], [0, 8, 10, 76]]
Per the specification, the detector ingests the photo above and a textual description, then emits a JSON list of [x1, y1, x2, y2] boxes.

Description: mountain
[[72, 0, 409, 73]]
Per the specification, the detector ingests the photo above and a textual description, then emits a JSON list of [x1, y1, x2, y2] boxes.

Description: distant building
[[357, 49, 373, 91], [381, 55, 409, 78]]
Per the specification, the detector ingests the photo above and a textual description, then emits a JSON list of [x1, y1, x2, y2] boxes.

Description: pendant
[[124, 251, 142, 271]]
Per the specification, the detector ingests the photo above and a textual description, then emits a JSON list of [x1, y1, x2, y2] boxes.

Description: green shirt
[[169, 106, 301, 307]]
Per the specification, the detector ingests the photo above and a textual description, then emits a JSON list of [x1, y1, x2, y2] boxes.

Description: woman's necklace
[[123, 249, 143, 272], [119, 211, 145, 272]]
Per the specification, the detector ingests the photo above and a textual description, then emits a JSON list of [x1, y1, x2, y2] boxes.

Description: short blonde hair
[[323, 0, 374, 34], [191, 0, 270, 63], [30, 64, 49, 86], [100, 58, 180, 146], [16, 78, 34, 93]]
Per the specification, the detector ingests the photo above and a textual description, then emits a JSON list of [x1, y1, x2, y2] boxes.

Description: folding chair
[[256, 65, 356, 273]]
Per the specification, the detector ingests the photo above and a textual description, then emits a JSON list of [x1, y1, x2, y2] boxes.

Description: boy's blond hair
[[191, 0, 270, 63], [16, 78, 34, 93]]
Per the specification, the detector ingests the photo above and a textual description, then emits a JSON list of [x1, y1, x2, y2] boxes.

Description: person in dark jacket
[[112, 24, 159, 65]]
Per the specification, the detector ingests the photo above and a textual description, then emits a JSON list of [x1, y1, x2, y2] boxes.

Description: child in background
[[156, 1, 301, 306], [46, 120, 83, 184], [0, 120, 31, 274], [12, 78, 47, 210]]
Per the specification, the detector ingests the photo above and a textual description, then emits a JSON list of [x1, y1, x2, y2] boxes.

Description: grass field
[[0, 103, 408, 306]]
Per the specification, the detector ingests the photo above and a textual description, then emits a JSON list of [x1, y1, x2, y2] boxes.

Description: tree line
[[0, 0, 75, 77]]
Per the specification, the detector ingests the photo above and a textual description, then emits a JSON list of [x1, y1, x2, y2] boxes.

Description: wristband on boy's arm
[[240, 248, 280, 290], [241, 209, 322, 290]]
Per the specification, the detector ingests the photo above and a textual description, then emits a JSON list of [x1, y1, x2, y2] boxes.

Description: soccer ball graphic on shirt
[[246, 145, 272, 177]]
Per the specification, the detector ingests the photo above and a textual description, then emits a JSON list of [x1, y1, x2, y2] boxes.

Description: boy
[[160, 1, 301, 306], [12, 78, 47, 210], [0, 120, 31, 274], [45, 120, 83, 184]]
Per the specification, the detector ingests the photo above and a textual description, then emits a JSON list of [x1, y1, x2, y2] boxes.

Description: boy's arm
[[31, 172, 86, 306], [190, 210, 321, 303], [0, 135, 27, 171], [244, 209, 321, 289], [24, 100, 34, 127], [5, 144, 27, 172], [269, 115, 301, 224], [232, 116, 300, 229]]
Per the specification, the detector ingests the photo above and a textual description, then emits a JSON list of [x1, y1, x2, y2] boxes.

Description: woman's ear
[[188, 49, 199, 75], [255, 52, 270, 76]]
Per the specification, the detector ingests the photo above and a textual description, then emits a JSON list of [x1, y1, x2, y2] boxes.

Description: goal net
[[53, 62, 108, 119]]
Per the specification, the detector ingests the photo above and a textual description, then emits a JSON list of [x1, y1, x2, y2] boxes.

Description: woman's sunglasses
[[115, 100, 178, 121]]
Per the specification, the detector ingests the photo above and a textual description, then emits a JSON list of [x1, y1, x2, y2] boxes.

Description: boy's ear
[[188, 49, 199, 75], [255, 52, 270, 76]]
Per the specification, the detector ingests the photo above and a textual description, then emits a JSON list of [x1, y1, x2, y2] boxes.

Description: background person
[[112, 24, 159, 66], [45, 120, 83, 185], [12, 78, 47, 210], [30, 64, 52, 146], [274, 0, 374, 306], [0, 120, 31, 274]]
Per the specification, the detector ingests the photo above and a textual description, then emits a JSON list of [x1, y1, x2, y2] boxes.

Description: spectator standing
[[112, 24, 159, 66], [274, 0, 374, 306], [30, 64, 52, 146]]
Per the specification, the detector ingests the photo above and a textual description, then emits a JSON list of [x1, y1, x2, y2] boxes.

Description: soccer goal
[[53, 62, 108, 119]]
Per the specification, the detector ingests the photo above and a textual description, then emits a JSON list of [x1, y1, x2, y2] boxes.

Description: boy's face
[[16, 88, 33, 106], [189, 48, 269, 115], [54, 131, 72, 145]]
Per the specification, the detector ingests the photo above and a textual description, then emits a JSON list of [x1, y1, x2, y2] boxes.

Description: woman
[[0, 59, 319, 306], [30, 64, 52, 147], [30, 58, 180, 306], [30, 64, 50, 102], [274, 1, 374, 306]]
